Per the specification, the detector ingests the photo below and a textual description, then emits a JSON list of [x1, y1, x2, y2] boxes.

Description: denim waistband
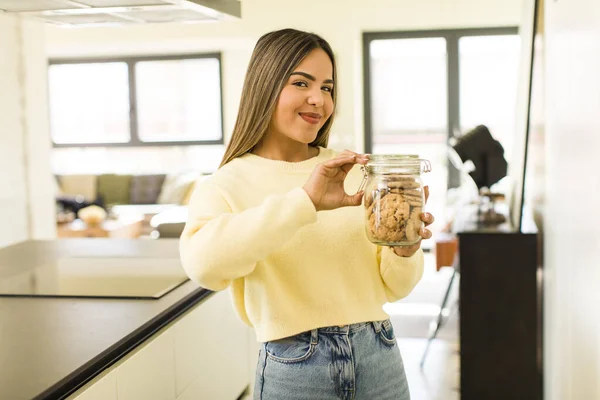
[[313, 320, 391, 335]]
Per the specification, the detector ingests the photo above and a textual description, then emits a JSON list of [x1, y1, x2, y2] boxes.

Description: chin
[[284, 136, 313, 145], [291, 130, 320, 144]]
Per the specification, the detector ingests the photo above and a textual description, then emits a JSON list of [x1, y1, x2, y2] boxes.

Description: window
[[459, 35, 521, 160], [369, 37, 448, 141], [48, 54, 223, 147], [364, 28, 520, 241], [48, 62, 131, 145]]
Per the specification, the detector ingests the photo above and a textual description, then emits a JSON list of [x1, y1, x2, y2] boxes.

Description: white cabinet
[[69, 290, 251, 400], [117, 328, 177, 400], [70, 369, 117, 400], [174, 291, 250, 399], [0, 270, 34, 294]]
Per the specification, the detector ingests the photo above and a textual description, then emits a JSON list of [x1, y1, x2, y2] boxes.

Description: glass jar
[[358, 155, 432, 247]]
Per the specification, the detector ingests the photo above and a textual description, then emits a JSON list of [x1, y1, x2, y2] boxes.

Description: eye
[[322, 86, 333, 93], [292, 81, 308, 88]]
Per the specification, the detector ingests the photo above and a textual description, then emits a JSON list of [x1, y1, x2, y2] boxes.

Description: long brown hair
[[220, 29, 337, 167]]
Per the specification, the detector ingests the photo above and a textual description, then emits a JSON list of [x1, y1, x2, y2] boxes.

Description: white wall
[[544, 0, 600, 398], [44, 0, 524, 174], [0, 15, 55, 247]]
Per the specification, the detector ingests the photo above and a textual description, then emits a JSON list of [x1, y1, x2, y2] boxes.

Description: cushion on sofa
[[57, 175, 98, 201], [157, 172, 198, 205], [97, 174, 132, 206], [129, 174, 166, 204]]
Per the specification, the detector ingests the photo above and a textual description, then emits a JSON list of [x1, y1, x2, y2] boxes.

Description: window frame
[[362, 27, 519, 155], [48, 53, 225, 148]]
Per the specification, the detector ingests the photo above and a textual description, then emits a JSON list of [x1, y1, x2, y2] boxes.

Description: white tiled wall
[[0, 14, 28, 248], [544, 0, 600, 399], [0, 14, 55, 248], [20, 18, 56, 241]]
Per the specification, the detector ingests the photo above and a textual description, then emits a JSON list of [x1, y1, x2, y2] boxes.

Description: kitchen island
[[0, 239, 251, 400]]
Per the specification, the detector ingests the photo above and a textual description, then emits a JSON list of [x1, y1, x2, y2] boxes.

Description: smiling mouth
[[299, 113, 322, 125]]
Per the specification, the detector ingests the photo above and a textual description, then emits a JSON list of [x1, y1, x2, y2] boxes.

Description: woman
[[180, 28, 434, 400]]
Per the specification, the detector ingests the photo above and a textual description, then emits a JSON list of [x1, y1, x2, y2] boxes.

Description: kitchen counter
[[0, 239, 211, 400]]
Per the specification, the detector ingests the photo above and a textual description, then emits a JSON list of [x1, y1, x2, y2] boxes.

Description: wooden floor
[[393, 252, 460, 399], [399, 338, 460, 400]]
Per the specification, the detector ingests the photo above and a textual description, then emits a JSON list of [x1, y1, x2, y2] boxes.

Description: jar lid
[[366, 154, 431, 172], [366, 154, 420, 166], [358, 154, 432, 192]]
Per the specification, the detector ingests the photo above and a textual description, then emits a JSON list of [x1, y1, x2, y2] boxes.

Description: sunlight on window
[[366, 32, 520, 245], [459, 35, 521, 159], [135, 58, 222, 142], [369, 38, 450, 245], [48, 62, 131, 144], [369, 38, 448, 138]]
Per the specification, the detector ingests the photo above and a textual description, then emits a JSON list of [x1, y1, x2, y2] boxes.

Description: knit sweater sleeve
[[179, 181, 317, 291], [377, 246, 425, 302]]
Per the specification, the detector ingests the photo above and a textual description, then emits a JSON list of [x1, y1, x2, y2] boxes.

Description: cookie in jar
[[358, 155, 431, 246]]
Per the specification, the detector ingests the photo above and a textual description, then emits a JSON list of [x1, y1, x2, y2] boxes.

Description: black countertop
[[452, 203, 538, 235], [0, 239, 211, 400]]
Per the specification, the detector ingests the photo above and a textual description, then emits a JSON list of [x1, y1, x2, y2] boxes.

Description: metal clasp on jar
[[357, 165, 369, 192], [421, 159, 432, 173]]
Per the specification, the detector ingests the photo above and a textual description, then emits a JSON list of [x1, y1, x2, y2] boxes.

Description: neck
[[252, 136, 318, 162]]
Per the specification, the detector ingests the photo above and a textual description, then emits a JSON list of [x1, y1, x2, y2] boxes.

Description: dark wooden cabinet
[[456, 207, 542, 400]]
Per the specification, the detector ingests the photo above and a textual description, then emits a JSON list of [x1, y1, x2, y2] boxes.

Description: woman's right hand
[[303, 150, 369, 211]]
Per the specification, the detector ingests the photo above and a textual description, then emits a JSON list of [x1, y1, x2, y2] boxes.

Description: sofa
[[55, 171, 206, 237]]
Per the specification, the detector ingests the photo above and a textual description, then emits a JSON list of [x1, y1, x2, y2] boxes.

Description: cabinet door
[[70, 370, 117, 400], [0, 270, 34, 294], [174, 290, 250, 399], [67, 291, 250, 400], [116, 329, 176, 400]]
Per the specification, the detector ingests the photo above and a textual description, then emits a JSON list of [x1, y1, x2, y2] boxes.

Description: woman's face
[[269, 48, 334, 145]]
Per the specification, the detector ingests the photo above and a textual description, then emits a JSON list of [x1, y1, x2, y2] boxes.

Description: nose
[[307, 88, 324, 108]]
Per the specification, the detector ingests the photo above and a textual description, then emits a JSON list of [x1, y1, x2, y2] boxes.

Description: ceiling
[[0, 0, 241, 27]]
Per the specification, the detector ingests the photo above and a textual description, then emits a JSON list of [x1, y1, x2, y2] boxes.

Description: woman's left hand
[[392, 186, 435, 257]]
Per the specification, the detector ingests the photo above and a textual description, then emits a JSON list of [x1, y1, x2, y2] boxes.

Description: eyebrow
[[290, 71, 334, 85]]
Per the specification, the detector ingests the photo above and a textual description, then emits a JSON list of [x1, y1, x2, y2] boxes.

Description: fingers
[[391, 242, 421, 257], [420, 212, 435, 227], [342, 190, 364, 207], [424, 185, 429, 204], [337, 150, 369, 166], [340, 149, 370, 160], [323, 155, 356, 169], [391, 222, 433, 257], [419, 227, 433, 240], [336, 190, 364, 208], [323, 154, 367, 169]]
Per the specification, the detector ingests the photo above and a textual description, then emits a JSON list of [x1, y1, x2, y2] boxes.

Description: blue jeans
[[254, 320, 410, 400]]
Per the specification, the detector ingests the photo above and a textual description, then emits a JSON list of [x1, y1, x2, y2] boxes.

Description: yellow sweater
[[179, 147, 424, 342]]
